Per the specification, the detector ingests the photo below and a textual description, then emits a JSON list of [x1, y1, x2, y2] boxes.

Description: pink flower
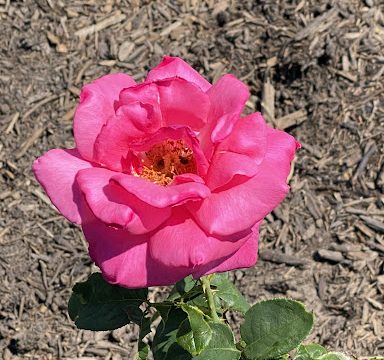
[[33, 56, 299, 288]]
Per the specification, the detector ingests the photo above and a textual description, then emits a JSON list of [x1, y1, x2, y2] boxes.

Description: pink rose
[[33, 56, 299, 288]]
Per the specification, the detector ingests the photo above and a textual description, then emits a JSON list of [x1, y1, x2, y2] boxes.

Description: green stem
[[201, 276, 220, 322]]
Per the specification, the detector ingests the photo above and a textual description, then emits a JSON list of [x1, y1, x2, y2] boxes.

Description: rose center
[[135, 139, 196, 186]]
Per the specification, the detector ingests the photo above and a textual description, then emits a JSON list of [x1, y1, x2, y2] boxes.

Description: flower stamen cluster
[[136, 139, 196, 186]]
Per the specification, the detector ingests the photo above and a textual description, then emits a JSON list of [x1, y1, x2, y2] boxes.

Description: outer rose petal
[[81, 204, 190, 288], [32, 149, 92, 224], [74, 73, 135, 162], [192, 222, 260, 278], [77, 168, 170, 234], [111, 173, 210, 208], [149, 207, 252, 269], [200, 74, 250, 158], [146, 56, 211, 92], [189, 127, 298, 236], [206, 113, 267, 190]]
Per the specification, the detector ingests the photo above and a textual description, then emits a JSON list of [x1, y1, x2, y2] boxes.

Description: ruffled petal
[[74, 73, 135, 161], [33, 149, 93, 224], [149, 207, 252, 269], [111, 173, 210, 208], [189, 127, 298, 236], [200, 74, 249, 158], [77, 168, 170, 234], [156, 78, 210, 130], [116, 82, 161, 112], [81, 205, 190, 288], [192, 223, 260, 278], [146, 56, 211, 92], [206, 113, 267, 190], [94, 87, 162, 171]]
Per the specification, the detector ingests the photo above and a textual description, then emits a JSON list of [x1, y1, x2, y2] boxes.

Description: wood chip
[[367, 241, 384, 254], [317, 249, 345, 263], [75, 11, 127, 38], [345, 207, 384, 216], [355, 222, 375, 238], [47, 31, 67, 53], [352, 141, 377, 182], [68, 85, 81, 96], [366, 297, 383, 310], [305, 191, 322, 220], [329, 243, 362, 253], [15, 127, 44, 159], [75, 60, 93, 84], [261, 78, 275, 126], [300, 142, 323, 159], [276, 109, 307, 130], [266, 56, 278, 67], [360, 216, 384, 233], [62, 106, 76, 122], [334, 69, 357, 82], [5, 112, 20, 134], [294, 7, 339, 41], [32, 188, 54, 208], [22, 94, 61, 120], [46, 31, 60, 45], [160, 20, 183, 37], [99, 60, 117, 66], [259, 249, 309, 267], [118, 40, 135, 61]]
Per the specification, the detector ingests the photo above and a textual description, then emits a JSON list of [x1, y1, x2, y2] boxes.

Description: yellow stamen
[[134, 139, 196, 186]]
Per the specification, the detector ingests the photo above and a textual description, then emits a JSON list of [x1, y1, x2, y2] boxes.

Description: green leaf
[[240, 298, 314, 360], [152, 306, 192, 360], [176, 304, 213, 356], [194, 322, 241, 360], [317, 353, 351, 360], [295, 344, 327, 360], [177, 275, 199, 294], [295, 345, 353, 360], [168, 276, 200, 301], [137, 315, 151, 360], [167, 276, 222, 315], [187, 292, 222, 314], [68, 273, 148, 331], [211, 274, 250, 314], [278, 355, 289, 360]]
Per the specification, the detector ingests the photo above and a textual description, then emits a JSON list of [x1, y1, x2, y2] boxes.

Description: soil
[[1, 0, 384, 359]]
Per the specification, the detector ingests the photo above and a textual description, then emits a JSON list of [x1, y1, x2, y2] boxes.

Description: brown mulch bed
[[1, 1, 383, 359]]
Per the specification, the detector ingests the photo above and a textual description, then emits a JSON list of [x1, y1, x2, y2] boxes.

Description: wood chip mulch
[[1, 1, 383, 359]]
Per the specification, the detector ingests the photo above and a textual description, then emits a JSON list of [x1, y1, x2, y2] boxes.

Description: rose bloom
[[33, 56, 299, 288]]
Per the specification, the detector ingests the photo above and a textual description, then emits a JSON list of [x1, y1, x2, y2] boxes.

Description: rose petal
[[192, 223, 260, 278], [81, 205, 190, 288], [77, 168, 170, 234], [146, 56, 211, 92], [156, 78, 210, 130], [116, 82, 161, 111], [111, 173, 210, 208], [206, 113, 267, 190], [94, 99, 162, 171], [74, 73, 135, 161], [200, 74, 249, 158], [33, 149, 92, 224], [149, 207, 252, 269], [189, 127, 297, 236]]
